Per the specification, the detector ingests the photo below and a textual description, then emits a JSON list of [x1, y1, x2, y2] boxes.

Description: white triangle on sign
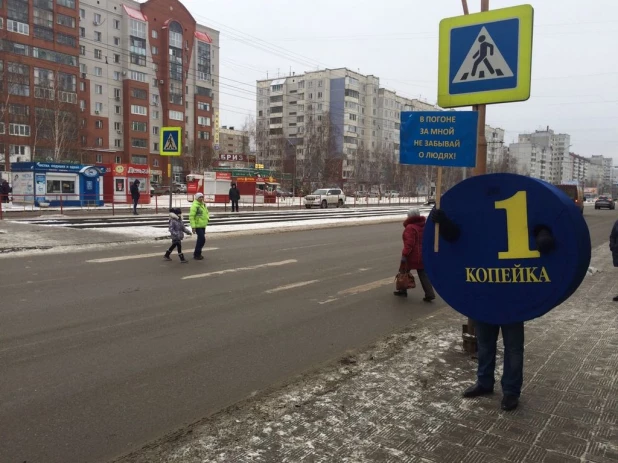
[[164, 133, 178, 151], [452, 26, 514, 84]]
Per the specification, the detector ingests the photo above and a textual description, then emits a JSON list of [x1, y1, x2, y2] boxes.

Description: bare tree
[[183, 141, 215, 173], [241, 115, 256, 155]]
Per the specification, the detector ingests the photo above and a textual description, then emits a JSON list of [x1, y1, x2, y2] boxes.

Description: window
[[130, 71, 147, 82], [114, 37, 120, 46], [197, 102, 210, 111], [115, 156, 122, 163], [7, 20, 29, 35], [114, 122, 122, 131], [93, 13, 101, 24], [128, 155, 148, 166], [318, 92, 323, 99], [113, 71, 121, 81], [79, 46, 86, 56], [96, 154, 103, 163], [152, 126, 159, 135], [271, 84, 283, 92], [349, 113, 357, 121], [198, 116, 211, 126], [79, 8, 85, 18], [318, 80, 323, 87], [94, 67, 102, 77], [131, 138, 148, 149], [79, 82, 85, 91], [131, 88, 147, 99], [47, 180, 75, 194], [94, 31, 102, 42], [169, 110, 183, 121], [95, 84, 102, 94], [131, 121, 147, 132], [153, 142, 159, 151], [115, 105, 121, 114], [152, 30, 158, 39], [7, 62, 30, 97], [34, 25, 53, 41], [130, 53, 146, 66], [152, 110, 159, 119], [151, 46, 158, 55], [151, 94, 160, 106], [58, 0, 76, 7], [198, 131, 210, 140], [130, 19, 146, 38], [57, 13, 76, 28], [95, 137, 103, 147], [8, 0, 29, 22], [113, 19, 120, 30], [197, 41, 211, 81], [131, 105, 147, 116], [95, 120, 103, 129], [80, 27, 85, 38], [114, 54, 120, 63], [114, 140, 122, 148], [94, 102, 103, 112], [169, 21, 182, 48], [94, 49, 102, 59], [9, 123, 30, 136]]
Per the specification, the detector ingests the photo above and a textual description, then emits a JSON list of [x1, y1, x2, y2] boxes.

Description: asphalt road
[[0, 208, 614, 463]]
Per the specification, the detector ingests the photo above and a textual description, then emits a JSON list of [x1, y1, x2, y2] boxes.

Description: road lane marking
[[278, 244, 330, 252], [183, 259, 297, 280], [265, 280, 319, 294], [0, 276, 74, 289], [318, 298, 338, 305], [337, 277, 393, 296], [87, 248, 219, 263]]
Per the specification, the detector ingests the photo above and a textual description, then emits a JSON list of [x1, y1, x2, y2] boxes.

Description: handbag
[[395, 270, 416, 290]]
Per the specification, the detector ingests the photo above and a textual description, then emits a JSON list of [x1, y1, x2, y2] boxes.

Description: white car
[[304, 188, 346, 209]]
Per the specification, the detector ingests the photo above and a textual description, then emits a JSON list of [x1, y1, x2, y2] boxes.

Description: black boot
[[501, 394, 519, 411], [463, 383, 494, 398], [393, 290, 408, 297], [613, 295, 618, 302], [179, 253, 188, 263], [164, 251, 172, 261]]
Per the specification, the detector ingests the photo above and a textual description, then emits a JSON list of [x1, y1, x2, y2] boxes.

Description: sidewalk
[[0, 220, 142, 254], [116, 243, 618, 463]]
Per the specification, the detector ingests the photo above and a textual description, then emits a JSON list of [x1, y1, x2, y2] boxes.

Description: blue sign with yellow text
[[423, 174, 591, 324], [400, 111, 478, 168]]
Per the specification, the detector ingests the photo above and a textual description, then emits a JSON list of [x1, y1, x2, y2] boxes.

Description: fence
[[0, 193, 428, 219]]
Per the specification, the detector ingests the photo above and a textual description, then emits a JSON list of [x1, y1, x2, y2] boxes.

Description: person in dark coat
[[0, 180, 10, 204], [130, 180, 141, 215], [229, 182, 240, 212], [431, 208, 555, 411], [610, 219, 618, 301], [394, 208, 436, 301]]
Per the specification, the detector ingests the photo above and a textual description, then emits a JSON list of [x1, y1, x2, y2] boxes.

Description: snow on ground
[[93, 212, 420, 239]]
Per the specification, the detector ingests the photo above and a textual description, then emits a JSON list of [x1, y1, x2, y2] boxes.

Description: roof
[[123, 5, 147, 21], [195, 31, 213, 44], [270, 78, 286, 86]]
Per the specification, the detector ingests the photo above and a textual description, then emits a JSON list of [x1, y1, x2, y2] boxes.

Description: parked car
[[275, 188, 292, 198], [151, 183, 170, 196], [174, 182, 187, 194], [385, 190, 400, 198], [595, 196, 615, 210], [304, 188, 346, 209]]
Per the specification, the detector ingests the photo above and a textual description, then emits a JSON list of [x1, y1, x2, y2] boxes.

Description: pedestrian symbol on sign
[[164, 133, 178, 152], [452, 26, 514, 84]]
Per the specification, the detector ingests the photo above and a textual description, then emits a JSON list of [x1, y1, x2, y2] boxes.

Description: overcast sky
[[182, 0, 618, 161]]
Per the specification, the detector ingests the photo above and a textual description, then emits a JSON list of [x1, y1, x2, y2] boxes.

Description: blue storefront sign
[[399, 111, 478, 168]]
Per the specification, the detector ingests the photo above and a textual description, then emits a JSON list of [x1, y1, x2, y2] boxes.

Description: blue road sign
[[400, 111, 478, 168], [438, 5, 534, 107], [160, 127, 182, 156], [423, 174, 591, 324]]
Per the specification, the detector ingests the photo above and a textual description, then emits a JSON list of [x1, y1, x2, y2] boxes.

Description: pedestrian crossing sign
[[438, 4, 534, 108], [160, 127, 182, 156]]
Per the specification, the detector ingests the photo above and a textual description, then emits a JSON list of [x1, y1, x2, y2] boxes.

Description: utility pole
[[460, 0, 490, 355]]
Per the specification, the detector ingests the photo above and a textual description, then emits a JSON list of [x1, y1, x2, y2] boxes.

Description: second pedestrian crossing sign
[[438, 4, 534, 108], [160, 127, 182, 156]]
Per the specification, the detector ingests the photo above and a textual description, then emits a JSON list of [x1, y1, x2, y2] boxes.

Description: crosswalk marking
[[87, 248, 219, 263], [182, 259, 297, 280], [265, 280, 319, 294]]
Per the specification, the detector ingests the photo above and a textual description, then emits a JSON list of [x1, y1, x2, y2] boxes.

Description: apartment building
[[256, 68, 441, 184], [0, 0, 219, 183], [219, 126, 249, 156], [509, 128, 571, 184], [485, 125, 505, 167]]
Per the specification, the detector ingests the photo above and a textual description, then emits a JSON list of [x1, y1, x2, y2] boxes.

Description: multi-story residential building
[[588, 155, 614, 191], [509, 128, 571, 184], [485, 125, 505, 167], [0, 0, 219, 184], [256, 68, 440, 186], [570, 153, 588, 184], [219, 126, 249, 157]]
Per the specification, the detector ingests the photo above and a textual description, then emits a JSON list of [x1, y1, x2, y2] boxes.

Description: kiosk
[[11, 162, 107, 207], [102, 164, 151, 205]]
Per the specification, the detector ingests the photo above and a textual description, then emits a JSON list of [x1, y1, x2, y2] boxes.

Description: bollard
[[0, 197, 3, 220], [60, 196, 64, 215]]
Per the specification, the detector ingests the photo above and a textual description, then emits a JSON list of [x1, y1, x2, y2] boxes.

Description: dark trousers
[[132, 198, 139, 214], [476, 321, 525, 397], [168, 240, 182, 254], [417, 269, 435, 299], [194, 228, 206, 257], [231, 200, 239, 212]]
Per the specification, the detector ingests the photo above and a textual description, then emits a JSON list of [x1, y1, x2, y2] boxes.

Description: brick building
[[0, 0, 219, 183]]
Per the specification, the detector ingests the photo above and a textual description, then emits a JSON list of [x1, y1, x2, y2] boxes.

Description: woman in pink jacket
[[394, 208, 436, 302]]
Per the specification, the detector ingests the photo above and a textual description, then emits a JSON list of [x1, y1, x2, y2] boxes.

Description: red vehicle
[[555, 183, 584, 213]]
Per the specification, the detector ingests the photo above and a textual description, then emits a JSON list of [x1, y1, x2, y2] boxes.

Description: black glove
[[533, 225, 555, 255], [430, 208, 460, 242]]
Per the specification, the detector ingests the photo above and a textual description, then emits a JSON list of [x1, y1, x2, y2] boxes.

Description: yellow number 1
[[494, 191, 540, 260]]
